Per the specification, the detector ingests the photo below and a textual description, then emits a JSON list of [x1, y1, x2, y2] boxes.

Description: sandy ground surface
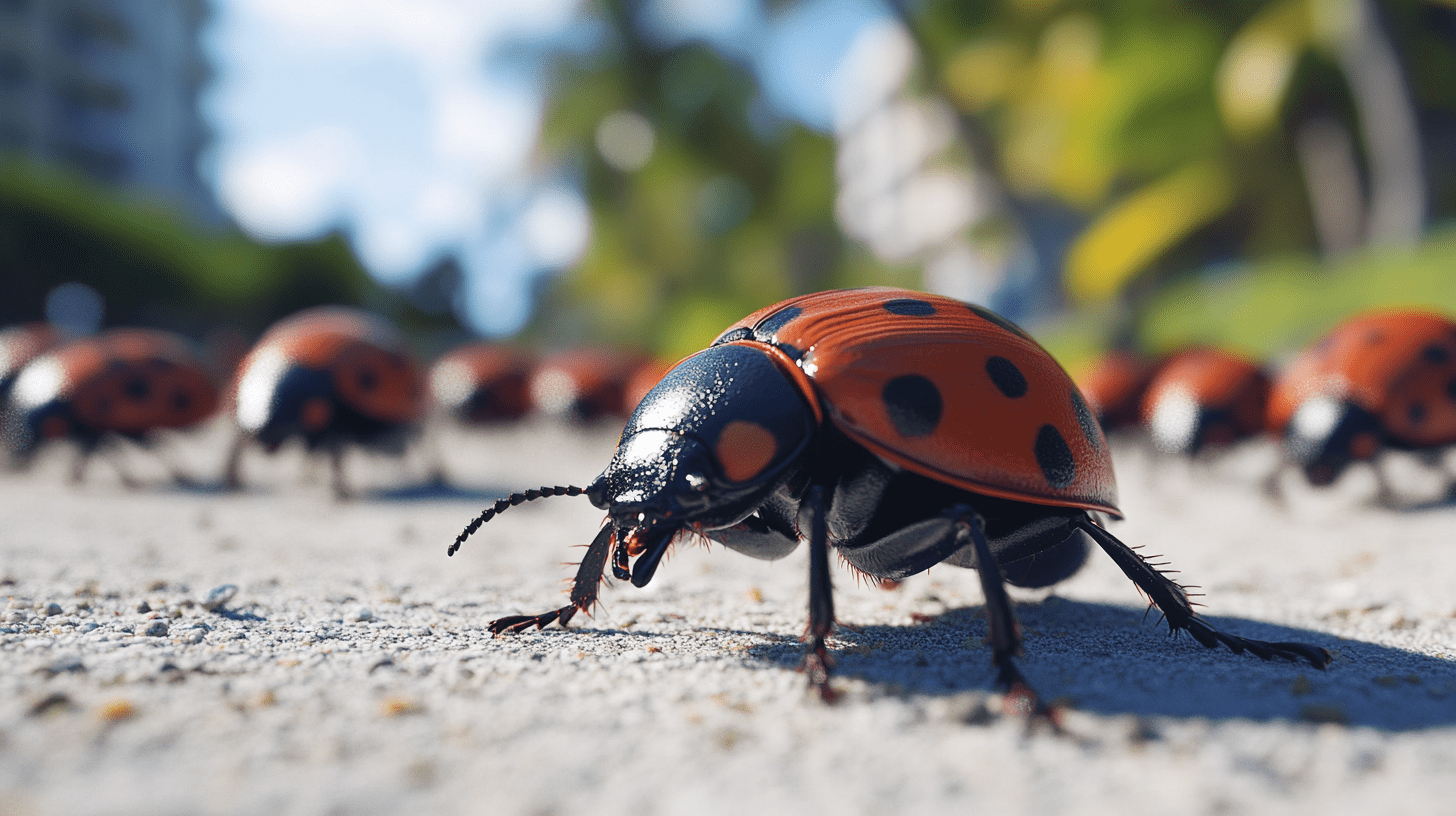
[[1, 419, 1455, 816]]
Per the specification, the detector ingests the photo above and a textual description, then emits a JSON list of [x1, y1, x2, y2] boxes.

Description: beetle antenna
[[448, 485, 586, 556]]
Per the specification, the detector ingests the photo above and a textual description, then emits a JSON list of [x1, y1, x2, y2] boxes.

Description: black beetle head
[[587, 343, 817, 532], [1284, 396, 1383, 486]]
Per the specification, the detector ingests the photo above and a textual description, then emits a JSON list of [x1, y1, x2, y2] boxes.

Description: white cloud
[[217, 125, 364, 240], [209, 0, 583, 332]]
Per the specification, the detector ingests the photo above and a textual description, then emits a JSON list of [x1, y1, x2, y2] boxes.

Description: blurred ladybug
[[1267, 309, 1456, 494], [0, 323, 62, 404], [529, 348, 647, 422], [1140, 348, 1270, 455], [622, 357, 676, 416], [225, 306, 426, 498], [1075, 350, 1158, 432], [451, 289, 1328, 708], [2, 328, 218, 482], [430, 343, 534, 424]]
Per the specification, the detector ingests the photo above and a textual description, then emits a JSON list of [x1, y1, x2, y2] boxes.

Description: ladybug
[[2, 328, 219, 482], [1267, 309, 1456, 494], [529, 348, 647, 422], [451, 288, 1329, 708], [622, 357, 676, 417], [0, 323, 62, 405], [1140, 347, 1270, 454], [430, 343, 534, 424], [1074, 350, 1159, 432], [225, 306, 427, 498]]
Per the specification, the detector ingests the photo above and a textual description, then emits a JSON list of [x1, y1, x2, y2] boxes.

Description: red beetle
[[452, 289, 1328, 709], [225, 306, 427, 498], [622, 357, 676, 418], [529, 348, 647, 422], [1074, 350, 1158, 432], [1268, 309, 1456, 494], [0, 323, 62, 403], [430, 344, 534, 424], [1140, 347, 1270, 454], [2, 328, 218, 482]]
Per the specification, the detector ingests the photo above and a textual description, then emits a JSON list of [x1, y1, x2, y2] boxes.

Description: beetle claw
[[487, 608, 566, 635], [799, 644, 839, 703]]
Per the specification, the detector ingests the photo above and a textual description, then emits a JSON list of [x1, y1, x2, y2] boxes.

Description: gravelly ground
[[1, 419, 1454, 816]]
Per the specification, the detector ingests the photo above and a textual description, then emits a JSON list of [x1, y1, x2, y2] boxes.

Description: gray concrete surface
[[1, 420, 1454, 815]]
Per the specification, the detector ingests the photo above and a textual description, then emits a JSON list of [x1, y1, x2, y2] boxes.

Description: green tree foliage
[[528, 2, 902, 360], [0, 162, 457, 344]]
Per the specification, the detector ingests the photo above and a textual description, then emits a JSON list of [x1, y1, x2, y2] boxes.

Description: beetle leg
[[327, 444, 351, 501], [1076, 520, 1332, 669], [961, 507, 1055, 720], [798, 485, 839, 702], [487, 523, 615, 636]]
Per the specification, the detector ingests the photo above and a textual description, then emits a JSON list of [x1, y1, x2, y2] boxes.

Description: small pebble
[[136, 601, 151, 614], [78, 622, 98, 634], [180, 629, 205, 645], [5, 611, 26, 624], [355, 608, 373, 622], [43, 603, 63, 617], [201, 585, 238, 612], [144, 621, 169, 637], [99, 699, 136, 722]]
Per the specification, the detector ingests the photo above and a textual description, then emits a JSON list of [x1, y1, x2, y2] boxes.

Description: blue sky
[[204, 0, 888, 335]]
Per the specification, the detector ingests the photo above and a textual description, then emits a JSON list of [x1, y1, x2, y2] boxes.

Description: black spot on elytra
[[1409, 402, 1427, 424], [1422, 344, 1450, 365], [985, 356, 1027, 398], [713, 327, 753, 346], [172, 391, 191, 412], [884, 298, 935, 317], [882, 375, 942, 438], [1035, 424, 1076, 488], [755, 306, 802, 339], [966, 303, 1033, 340], [123, 375, 151, 401], [357, 368, 378, 392], [1070, 387, 1101, 451], [775, 343, 804, 361]]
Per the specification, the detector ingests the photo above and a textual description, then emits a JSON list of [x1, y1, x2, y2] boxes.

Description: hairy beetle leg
[[486, 524, 615, 638], [1078, 520, 1333, 670]]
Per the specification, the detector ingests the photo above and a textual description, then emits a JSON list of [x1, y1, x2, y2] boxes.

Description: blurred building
[[0, 0, 219, 221]]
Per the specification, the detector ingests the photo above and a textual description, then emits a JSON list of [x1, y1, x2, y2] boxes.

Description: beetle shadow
[[366, 480, 521, 503], [739, 597, 1456, 732]]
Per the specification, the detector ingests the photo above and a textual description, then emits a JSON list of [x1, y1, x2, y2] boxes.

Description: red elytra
[[715, 287, 1119, 517], [1140, 347, 1270, 450], [1268, 309, 1456, 447], [430, 343, 535, 423], [47, 329, 219, 434], [529, 347, 649, 421], [1074, 350, 1159, 431], [231, 306, 426, 427]]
